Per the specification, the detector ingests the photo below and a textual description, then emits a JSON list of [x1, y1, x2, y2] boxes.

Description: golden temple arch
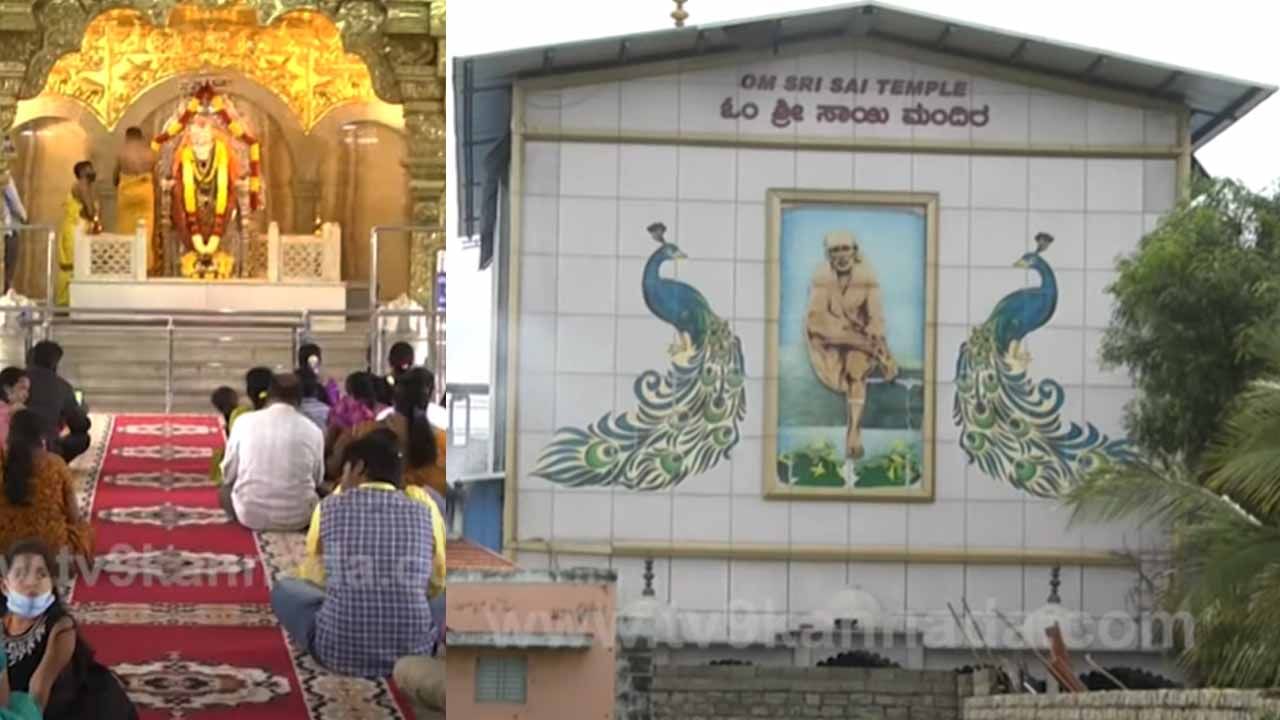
[[42, 7, 380, 133]]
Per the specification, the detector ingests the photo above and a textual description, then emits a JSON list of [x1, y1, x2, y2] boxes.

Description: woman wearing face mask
[[1, 540, 138, 718], [0, 412, 93, 563], [0, 368, 29, 444]]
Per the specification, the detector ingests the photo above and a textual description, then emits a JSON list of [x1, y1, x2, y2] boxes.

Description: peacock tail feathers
[[953, 323, 1135, 498], [533, 315, 746, 490]]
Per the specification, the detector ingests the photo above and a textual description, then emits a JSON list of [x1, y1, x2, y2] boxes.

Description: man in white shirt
[[219, 372, 324, 531]]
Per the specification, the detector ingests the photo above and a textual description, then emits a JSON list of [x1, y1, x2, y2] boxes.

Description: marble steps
[[51, 326, 371, 413], [0, 324, 428, 413]]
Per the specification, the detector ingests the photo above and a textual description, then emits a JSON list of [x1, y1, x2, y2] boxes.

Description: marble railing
[[267, 221, 341, 283], [74, 220, 148, 281], [72, 220, 343, 283]]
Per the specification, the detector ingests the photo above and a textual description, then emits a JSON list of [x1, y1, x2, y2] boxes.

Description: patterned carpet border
[[70, 602, 280, 627], [250, 531, 410, 720], [70, 414, 412, 719]]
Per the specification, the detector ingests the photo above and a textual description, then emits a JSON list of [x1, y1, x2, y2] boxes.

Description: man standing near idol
[[113, 126, 158, 275]]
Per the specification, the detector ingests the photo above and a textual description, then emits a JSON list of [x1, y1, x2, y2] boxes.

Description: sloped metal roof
[[446, 538, 517, 571], [453, 0, 1274, 241]]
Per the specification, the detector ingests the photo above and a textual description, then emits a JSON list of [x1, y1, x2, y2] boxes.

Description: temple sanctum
[[0, 0, 444, 318]]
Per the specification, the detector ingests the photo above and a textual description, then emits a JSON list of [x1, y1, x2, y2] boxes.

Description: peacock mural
[[953, 232, 1135, 497], [531, 222, 747, 490]]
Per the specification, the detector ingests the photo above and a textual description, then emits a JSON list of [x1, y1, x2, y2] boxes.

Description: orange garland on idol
[[150, 83, 262, 212]]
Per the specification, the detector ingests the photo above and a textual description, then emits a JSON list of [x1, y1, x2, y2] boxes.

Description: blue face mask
[[6, 591, 55, 619]]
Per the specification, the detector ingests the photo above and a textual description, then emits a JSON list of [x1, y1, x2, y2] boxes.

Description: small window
[[475, 655, 527, 704]]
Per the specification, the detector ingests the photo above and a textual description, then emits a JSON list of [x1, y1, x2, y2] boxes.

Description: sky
[[443, 0, 1280, 383], [447, 0, 1278, 190]]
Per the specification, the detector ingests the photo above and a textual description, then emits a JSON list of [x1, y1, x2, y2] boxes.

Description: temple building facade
[[452, 0, 1274, 684]]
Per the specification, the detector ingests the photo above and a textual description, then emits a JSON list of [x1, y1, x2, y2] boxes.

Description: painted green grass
[[779, 440, 922, 488]]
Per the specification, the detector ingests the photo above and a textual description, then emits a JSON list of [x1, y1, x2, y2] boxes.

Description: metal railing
[[446, 382, 488, 446], [3, 304, 435, 413], [0, 224, 57, 311], [0, 221, 442, 411]]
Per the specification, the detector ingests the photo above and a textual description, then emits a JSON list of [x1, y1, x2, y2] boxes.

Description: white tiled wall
[[512, 47, 1178, 629]]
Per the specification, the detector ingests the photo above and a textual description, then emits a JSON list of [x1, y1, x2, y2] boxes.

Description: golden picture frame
[[763, 189, 939, 502]]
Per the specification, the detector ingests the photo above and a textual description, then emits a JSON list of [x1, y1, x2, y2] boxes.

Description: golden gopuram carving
[[0, 0, 445, 313], [43, 6, 378, 132]]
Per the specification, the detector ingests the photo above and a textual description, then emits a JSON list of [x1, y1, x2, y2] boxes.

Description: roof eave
[[1191, 85, 1277, 149]]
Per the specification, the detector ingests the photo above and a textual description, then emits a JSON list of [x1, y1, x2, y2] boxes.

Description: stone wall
[[964, 690, 1280, 720], [616, 634, 655, 720], [649, 665, 989, 720]]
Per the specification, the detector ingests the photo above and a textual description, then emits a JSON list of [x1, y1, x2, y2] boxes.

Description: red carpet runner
[[70, 414, 411, 719]]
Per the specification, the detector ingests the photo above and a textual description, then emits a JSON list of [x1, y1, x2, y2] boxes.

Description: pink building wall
[[447, 572, 617, 719]]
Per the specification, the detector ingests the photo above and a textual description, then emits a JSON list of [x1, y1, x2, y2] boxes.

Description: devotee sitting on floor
[[271, 431, 438, 678], [296, 428, 445, 598], [210, 368, 271, 487], [210, 386, 239, 436], [0, 411, 93, 564], [328, 371, 384, 435], [24, 343, 89, 464], [373, 373, 394, 411], [330, 367, 446, 497], [208, 386, 240, 486], [375, 342, 417, 418], [219, 373, 323, 531], [324, 371, 384, 462], [0, 368, 29, 443], [388, 341, 415, 377], [243, 366, 273, 413], [1, 540, 139, 719], [298, 343, 340, 405], [296, 368, 331, 432]]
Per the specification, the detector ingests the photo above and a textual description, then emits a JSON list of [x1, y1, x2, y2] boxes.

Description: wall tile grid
[[514, 48, 1178, 630]]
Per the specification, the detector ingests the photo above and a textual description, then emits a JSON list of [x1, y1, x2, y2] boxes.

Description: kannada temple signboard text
[[722, 73, 988, 129]]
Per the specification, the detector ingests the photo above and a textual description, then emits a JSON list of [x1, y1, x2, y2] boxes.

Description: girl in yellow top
[[56, 162, 100, 307], [296, 428, 446, 598]]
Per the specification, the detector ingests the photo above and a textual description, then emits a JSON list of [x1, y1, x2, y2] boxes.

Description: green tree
[[1066, 359, 1280, 687], [1100, 179, 1280, 464]]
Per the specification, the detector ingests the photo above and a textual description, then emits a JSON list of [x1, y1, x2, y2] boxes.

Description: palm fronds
[[1064, 459, 1249, 530], [1202, 378, 1280, 523], [1065, 358, 1280, 687]]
